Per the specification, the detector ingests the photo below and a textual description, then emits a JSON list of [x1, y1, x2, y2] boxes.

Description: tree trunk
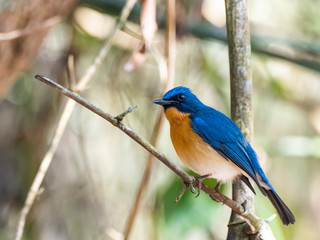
[[225, 0, 275, 239]]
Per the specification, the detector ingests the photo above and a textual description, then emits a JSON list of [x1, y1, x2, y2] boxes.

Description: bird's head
[[153, 86, 202, 114]]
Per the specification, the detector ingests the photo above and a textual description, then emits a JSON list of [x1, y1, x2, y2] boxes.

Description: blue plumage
[[154, 86, 295, 225]]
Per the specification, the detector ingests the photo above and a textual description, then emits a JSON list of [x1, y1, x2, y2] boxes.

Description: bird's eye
[[177, 94, 186, 101]]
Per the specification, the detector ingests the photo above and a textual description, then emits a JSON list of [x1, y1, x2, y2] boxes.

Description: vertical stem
[[123, 1, 176, 238], [123, 113, 165, 240], [225, 0, 254, 239]]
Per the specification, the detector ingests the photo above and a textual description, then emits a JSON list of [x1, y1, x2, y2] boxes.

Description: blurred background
[[1, 0, 320, 239]]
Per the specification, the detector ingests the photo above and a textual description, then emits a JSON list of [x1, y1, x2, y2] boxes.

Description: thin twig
[[123, 113, 165, 240], [35, 74, 264, 229], [15, 99, 76, 240], [122, 52, 167, 239], [15, 1, 137, 240], [115, 105, 138, 122], [0, 16, 61, 41], [123, 2, 175, 237]]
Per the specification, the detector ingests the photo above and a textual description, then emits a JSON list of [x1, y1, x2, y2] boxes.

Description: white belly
[[177, 144, 242, 182]]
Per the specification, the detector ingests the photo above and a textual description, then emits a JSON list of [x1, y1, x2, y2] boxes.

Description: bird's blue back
[[190, 105, 273, 190]]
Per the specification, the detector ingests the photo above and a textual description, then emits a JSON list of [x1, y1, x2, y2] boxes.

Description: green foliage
[[154, 176, 220, 239]]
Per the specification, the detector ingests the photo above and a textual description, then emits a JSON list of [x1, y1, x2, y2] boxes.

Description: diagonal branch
[[35, 74, 265, 231]]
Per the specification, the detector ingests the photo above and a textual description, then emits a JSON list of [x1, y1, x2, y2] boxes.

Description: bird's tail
[[258, 184, 295, 225]]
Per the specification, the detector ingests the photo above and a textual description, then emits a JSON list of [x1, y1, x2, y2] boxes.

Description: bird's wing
[[191, 111, 296, 225], [190, 112, 257, 180]]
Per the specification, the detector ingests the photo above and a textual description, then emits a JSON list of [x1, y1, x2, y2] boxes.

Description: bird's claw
[[194, 173, 212, 198], [214, 181, 221, 191], [176, 174, 212, 202], [188, 182, 197, 194], [241, 200, 248, 210], [176, 181, 194, 203]]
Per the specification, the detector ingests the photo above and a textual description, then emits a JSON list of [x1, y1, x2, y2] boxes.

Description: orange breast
[[165, 107, 241, 181], [165, 108, 211, 171]]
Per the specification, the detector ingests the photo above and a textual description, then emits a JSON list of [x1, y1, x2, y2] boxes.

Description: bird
[[153, 86, 295, 225]]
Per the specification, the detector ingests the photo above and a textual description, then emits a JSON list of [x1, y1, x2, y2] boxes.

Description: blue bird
[[154, 86, 295, 225]]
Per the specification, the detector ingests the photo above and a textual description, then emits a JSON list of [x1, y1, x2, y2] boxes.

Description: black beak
[[153, 99, 178, 107]]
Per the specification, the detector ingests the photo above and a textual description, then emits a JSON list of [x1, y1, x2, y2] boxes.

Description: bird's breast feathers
[[165, 108, 241, 182]]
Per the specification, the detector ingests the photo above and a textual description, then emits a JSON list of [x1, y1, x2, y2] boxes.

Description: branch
[[123, 113, 164, 240], [82, 0, 320, 73], [14, 1, 137, 240], [35, 74, 265, 228], [225, 0, 275, 239], [115, 105, 138, 122], [225, 0, 256, 237]]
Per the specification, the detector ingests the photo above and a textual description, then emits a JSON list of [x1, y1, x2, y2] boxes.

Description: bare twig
[[115, 105, 138, 122], [15, 99, 77, 240], [35, 74, 265, 230], [0, 16, 61, 41], [15, 1, 137, 240], [123, 113, 165, 240], [123, 1, 175, 237], [122, 51, 168, 239]]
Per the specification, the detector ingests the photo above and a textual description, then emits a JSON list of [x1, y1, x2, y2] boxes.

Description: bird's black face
[[153, 87, 202, 114]]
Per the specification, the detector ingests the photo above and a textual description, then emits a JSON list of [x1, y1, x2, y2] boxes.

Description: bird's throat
[[165, 107, 190, 125]]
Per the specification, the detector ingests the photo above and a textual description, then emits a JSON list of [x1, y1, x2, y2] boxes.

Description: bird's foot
[[194, 173, 212, 198], [176, 174, 212, 202], [176, 183, 189, 203]]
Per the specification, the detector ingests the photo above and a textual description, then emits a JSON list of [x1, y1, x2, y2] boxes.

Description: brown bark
[[225, 0, 275, 239], [0, 0, 78, 99]]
